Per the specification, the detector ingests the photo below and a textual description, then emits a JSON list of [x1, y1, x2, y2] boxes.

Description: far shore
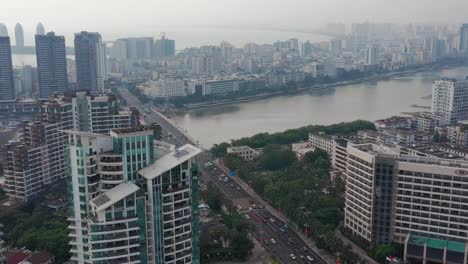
[[182, 64, 462, 110]]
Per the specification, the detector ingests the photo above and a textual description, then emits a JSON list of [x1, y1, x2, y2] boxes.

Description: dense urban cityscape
[[1, 1, 468, 264]]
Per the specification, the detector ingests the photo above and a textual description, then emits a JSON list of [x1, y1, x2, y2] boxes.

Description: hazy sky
[[2, 0, 468, 46]]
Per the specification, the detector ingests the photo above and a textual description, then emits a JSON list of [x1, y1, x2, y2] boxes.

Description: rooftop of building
[[90, 182, 139, 212], [227, 145, 256, 151], [110, 125, 152, 135], [399, 142, 468, 159], [139, 144, 201, 180], [25, 251, 55, 264], [351, 143, 399, 157], [375, 115, 410, 124]]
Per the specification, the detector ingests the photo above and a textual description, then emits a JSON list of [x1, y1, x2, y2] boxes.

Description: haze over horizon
[[1, 0, 468, 45]]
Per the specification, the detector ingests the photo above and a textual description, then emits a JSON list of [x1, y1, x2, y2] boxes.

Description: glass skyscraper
[[74, 31, 106, 93], [0, 36, 15, 102], [35, 32, 68, 99]]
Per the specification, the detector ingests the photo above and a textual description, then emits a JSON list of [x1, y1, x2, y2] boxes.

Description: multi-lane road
[[117, 87, 327, 264]]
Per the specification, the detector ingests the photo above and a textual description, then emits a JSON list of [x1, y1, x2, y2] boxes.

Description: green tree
[[257, 145, 296, 171]]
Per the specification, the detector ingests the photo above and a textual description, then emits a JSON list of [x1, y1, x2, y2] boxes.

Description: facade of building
[[67, 127, 201, 264], [74, 32, 106, 93], [365, 45, 379, 66], [155, 35, 176, 58], [127, 37, 154, 60], [226, 146, 260, 162], [14, 23, 24, 48], [205, 79, 239, 95], [2, 92, 138, 201], [0, 36, 15, 102], [432, 79, 468, 125], [447, 122, 468, 148], [0, 224, 5, 264], [344, 143, 468, 250], [35, 32, 68, 99], [459, 24, 468, 52], [143, 79, 186, 98]]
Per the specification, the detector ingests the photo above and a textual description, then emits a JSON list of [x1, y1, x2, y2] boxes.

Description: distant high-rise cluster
[[109, 34, 175, 61]]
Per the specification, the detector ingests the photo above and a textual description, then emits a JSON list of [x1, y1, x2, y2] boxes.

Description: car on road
[[307, 256, 314, 262], [269, 218, 276, 223], [244, 214, 250, 219], [280, 228, 286, 233], [270, 238, 276, 244], [290, 254, 297, 260]]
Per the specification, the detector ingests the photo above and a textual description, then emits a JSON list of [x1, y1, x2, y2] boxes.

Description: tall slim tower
[[459, 24, 468, 52], [35, 32, 68, 99], [0, 36, 15, 102], [36, 22, 45, 35], [14, 23, 24, 47], [74, 31, 105, 93], [0, 23, 8, 37]]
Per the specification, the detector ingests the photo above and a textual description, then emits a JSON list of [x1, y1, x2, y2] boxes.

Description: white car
[[244, 214, 250, 219], [307, 256, 314, 262], [270, 238, 276, 244], [269, 218, 276, 223], [290, 254, 297, 260]]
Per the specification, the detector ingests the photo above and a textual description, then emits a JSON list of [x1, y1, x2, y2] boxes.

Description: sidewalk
[[335, 227, 378, 264], [214, 160, 336, 264]]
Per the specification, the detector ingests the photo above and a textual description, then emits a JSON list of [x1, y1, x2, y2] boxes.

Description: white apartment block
[[432, 79, 468, 125], [227, 146, 260, 162]]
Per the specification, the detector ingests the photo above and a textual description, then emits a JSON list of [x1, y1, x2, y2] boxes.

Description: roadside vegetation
[[200, 182, 254, 262], [209, 120, 404, 263]]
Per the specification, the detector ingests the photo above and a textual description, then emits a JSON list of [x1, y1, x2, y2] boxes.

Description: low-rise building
[[142, 78, 187, 98], [205, 79, 240, 95], [227, 146, 260, 162], [291, 142, 315, 160], [447, 122, 468, 148], [375, 116, 411, 129]]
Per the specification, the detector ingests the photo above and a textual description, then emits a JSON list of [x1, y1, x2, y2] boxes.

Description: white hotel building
[[344, 143, 468, 250]]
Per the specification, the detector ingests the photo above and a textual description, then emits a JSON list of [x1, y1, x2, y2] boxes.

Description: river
[[173, 66, 468, 148]]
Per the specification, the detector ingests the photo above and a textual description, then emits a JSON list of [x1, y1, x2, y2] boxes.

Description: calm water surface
[[174, 67, 468, 147]]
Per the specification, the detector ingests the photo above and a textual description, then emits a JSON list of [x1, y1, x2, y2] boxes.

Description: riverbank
[[182, 64, 459, 110]]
